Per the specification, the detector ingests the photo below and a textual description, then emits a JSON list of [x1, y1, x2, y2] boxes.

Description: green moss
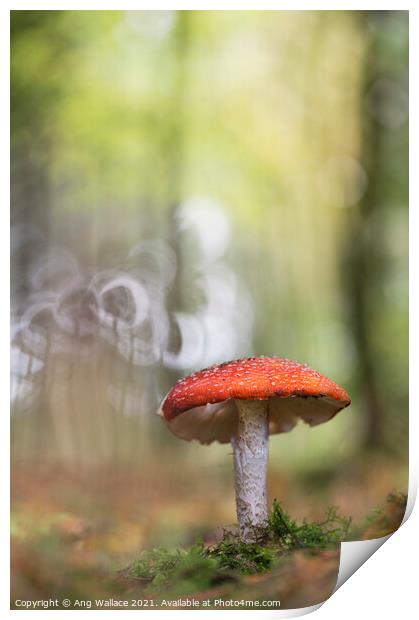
[[124, 494, 408, 598], [130, 547, 184, 582], [126, 500, 352, 596], [208, 535, 276, 574], [128, 542, 236, 596], [268, 499, 352, 550]]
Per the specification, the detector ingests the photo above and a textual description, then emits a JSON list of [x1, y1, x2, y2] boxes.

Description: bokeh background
[[11, 10, 408, 605]]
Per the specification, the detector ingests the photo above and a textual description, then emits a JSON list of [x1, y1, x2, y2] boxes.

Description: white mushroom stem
[[231, 400, 269, 542]]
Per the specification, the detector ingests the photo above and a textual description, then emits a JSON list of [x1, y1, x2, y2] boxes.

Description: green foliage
[[128, 538, 272, 596], [127, 500, 353, 596], [269, 499, 352, 550], [128, 493, 404, 596], [130, 546, 184, 582], [208, 534, 276, 574], [128, 542, 233, 596]]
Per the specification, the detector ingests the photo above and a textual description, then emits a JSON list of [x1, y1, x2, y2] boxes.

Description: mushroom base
[[231, 400, 269, 542]]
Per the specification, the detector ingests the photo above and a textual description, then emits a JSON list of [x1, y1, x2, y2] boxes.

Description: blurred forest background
[[11, 10, 408, 606]]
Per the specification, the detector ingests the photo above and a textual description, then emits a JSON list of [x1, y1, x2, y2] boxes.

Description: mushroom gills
[[163, 401, 238, 444], [269, 395, 343, 432], [164, 395, 345, 444]]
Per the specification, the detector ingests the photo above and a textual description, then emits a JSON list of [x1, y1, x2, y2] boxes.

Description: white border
[[3, 4, 416, 619], [2, 2, 415, 9]]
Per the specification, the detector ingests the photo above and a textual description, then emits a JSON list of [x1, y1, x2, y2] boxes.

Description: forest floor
[[11, 455, 407, 610]]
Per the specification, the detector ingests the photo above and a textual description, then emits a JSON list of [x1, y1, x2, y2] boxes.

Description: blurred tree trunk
[[11, 146, 50, 307], [342, 12, 392, 451], [10, 12, 65, 310], [163, 11, 191, 384]]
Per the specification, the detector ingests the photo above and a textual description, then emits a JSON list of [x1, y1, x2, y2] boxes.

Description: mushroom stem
[[231, 400, 269, 542]]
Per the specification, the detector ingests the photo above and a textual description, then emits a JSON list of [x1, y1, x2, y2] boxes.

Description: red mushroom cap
[[158, 356, 351, 444]]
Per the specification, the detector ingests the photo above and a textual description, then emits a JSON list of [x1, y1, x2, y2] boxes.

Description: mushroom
[[158, 356, 351, 542]]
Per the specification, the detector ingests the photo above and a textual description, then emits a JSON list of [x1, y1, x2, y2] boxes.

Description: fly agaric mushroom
[[158, 356, 351, 542]]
